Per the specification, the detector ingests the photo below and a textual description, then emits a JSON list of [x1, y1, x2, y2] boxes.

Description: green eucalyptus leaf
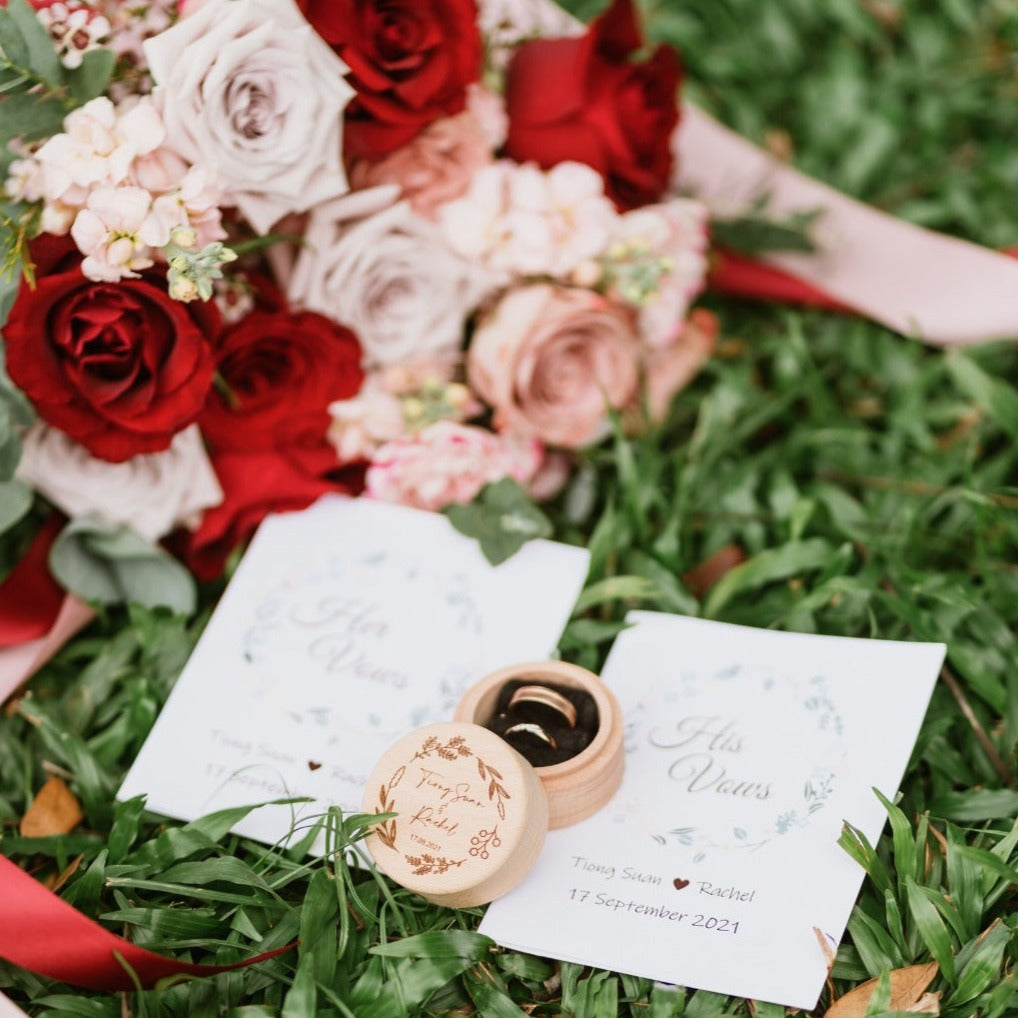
[[65, 47, 115, 105], [0, 90, 66, 144], [49, 516, 196, 614], [4, 0, 62, 86], [0, 477, 30, 533], [443, 478, 553, 566], [0, 11, 31, 71]]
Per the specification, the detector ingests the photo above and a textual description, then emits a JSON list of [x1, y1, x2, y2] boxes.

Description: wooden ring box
[[363, 661, 624, 907], [453, 660, 625, 830]]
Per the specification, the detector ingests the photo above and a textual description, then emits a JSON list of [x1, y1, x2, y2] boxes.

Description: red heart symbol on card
[[307, 761, 322, 772], [673, 878, 690, 891]]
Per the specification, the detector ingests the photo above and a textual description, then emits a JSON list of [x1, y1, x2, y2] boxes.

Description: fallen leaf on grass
[[46, 853, 83, 893], [682, 544, 746, 598], [20, 777, 84, 837], [824, 962, 939, 1018]]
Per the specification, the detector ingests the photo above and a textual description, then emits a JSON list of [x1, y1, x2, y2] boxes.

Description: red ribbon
[[0, 517, 65, 648], [0, 855, 294, 991], [710, 249, 848, 312]]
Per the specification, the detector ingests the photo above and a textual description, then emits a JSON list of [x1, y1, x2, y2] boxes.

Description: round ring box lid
[[362, 721, 548, 908], [454, 661, 624, 830]]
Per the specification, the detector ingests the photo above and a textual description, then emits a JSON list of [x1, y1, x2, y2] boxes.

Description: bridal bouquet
[[0, 0, 717, 620]]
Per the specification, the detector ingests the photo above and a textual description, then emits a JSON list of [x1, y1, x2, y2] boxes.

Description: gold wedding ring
[[503, 722, 558, 750], [508, 684, 578, 728]]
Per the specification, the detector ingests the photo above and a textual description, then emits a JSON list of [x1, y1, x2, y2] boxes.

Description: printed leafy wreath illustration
[[373, 734, 510, 874]]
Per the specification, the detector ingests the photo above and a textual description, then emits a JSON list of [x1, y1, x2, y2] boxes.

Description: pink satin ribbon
[[676, 103, 1018, 345], [0, 596, 94, 705]]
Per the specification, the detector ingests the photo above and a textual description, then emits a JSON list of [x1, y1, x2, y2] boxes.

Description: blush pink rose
[[348, 109, 492, 220], [468, 284, 640, 449], [365, 420, 542, 511]]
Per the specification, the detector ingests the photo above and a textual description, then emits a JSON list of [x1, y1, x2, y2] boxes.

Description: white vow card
[[119, 496, 589, 845], [481, 611, 946, 1009]]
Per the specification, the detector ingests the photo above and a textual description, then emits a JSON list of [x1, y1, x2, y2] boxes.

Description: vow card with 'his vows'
[[481, 611, 945, 1009]]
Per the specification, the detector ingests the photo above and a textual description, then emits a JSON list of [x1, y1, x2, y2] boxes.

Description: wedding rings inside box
[[363, 661, 624, 906], [454, 660, 625, 829]]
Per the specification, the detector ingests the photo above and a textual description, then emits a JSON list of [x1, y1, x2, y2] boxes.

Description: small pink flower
[[149, 165, 227, 247], [349, 109, 493, 221], [70, 185, 167, 281], [329, 380, 407, 462], [611, 198, 710, 347], [34, 1, 111, 69], [366, 421, 542, 512], [439, 160, 617, 279]]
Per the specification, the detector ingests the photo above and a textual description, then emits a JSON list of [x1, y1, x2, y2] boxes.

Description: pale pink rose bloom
[[640, 309, 718, 423], [439, 160, 617, 279], [144, 0, 355, 234], [349, 109, 493, 221], [366, 421, 543, 512], [613, 198, 710, 347], [16, 424, 223, 542], [290, 187, 495, 369], [469, 284, 641, 449], [71, 185, 167, 281]]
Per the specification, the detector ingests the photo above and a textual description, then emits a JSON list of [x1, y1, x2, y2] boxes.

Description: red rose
[[187, 308, 365, 577], [200, 309, 363, 471], [4, 236, 219, 463], [504, 0, 681, 210], [296, 0, 482, 160], [179, 453, 364, 580]]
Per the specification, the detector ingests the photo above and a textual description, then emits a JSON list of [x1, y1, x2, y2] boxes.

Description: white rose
[[144, 0, 354, 234], [17, 425, 223, 542], [289, 187, 496, 369]]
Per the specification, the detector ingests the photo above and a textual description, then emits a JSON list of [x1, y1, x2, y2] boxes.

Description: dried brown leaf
[[45, 853, 83, 893], [824, 962, 939, 1018], [20, 777, 84, 838], [682, 544, 747, 598]]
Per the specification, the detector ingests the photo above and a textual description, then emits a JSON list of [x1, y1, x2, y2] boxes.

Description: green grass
[[2, 0, 1018, 1014]]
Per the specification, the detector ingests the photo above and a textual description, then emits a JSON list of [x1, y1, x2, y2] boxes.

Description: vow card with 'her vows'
[[480, 611, 945, 1009], [119, 495, 590, 846]]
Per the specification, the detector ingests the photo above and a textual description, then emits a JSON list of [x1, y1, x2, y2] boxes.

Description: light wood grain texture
[[362, 722, 548, 907], [455, 661, 625, 829]]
